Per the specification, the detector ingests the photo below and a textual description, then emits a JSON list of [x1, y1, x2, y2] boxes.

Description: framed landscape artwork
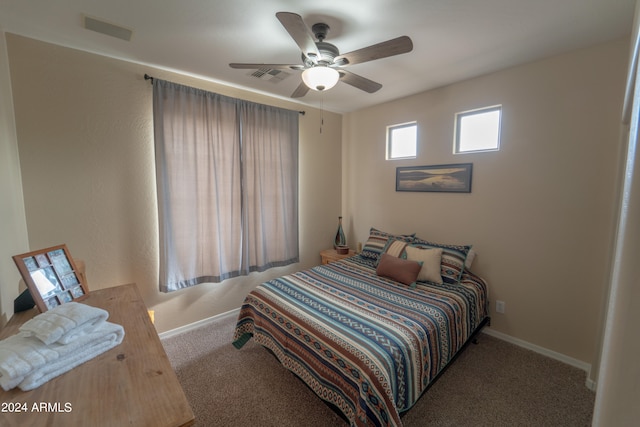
[[396, 163, 473, 193], [13, 244, 89, 312]]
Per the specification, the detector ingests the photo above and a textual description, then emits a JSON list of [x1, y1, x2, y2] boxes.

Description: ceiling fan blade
[[276, 12, 321, 63], [291, 81, 310, 98], [229, 63, 304, 70], [335, 36, 413, 66], [338, 70, 382, 93]]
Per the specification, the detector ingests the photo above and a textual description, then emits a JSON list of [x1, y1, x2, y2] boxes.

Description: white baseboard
[[482, 327, 596, 391], [158, 307, 240, 340]]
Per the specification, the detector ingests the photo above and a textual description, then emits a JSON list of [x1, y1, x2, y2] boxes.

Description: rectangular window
[[454, 105, 501, 153], [387, 122, 417, 160], [152, 79, 299, 292]]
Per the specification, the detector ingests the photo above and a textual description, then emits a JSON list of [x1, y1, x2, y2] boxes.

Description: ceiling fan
[[229, 12, 413, 98]]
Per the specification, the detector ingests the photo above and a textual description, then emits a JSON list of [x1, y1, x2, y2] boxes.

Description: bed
[[233, 228, 489, 426]]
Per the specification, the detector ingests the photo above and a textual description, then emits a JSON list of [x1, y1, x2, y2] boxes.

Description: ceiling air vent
[[83, 15, 133, 42], [249, 68, 290, 84]]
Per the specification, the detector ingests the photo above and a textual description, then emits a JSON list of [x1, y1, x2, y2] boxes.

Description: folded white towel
[[19, 302, 109, 345], [0, 321, 124, 391], [19, 321, 124, 391], [0, 334, 59, 391]]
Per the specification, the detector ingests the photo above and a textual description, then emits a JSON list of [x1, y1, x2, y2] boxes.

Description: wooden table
[[320, 248, 356, 264], [0, 283, 194, 427]]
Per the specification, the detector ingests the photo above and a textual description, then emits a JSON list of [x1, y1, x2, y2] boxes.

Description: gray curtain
[[153, 79, 299, 292]]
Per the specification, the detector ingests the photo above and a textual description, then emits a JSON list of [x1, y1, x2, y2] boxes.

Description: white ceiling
[[0, 0, 636, 113]]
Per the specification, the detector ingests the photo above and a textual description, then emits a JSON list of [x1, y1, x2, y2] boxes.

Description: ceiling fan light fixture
[[302, 66, 340, 91]]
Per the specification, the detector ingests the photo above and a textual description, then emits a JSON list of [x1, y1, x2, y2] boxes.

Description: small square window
[[454, 106, 501, 153], [387, 122, 417, 160]]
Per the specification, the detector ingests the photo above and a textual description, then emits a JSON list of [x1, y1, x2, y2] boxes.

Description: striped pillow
[[410, 237, 472, 284], [382, 238, 410, 259], [360, 228, 414, 262]]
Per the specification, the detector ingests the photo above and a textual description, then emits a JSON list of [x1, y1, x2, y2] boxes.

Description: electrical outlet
[[496, 300, 506, 314]]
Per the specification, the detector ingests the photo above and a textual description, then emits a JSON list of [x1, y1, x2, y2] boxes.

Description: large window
[[152, 79, 299, 292], [454, 106, 502, 153], [387, 122, 417, 160]]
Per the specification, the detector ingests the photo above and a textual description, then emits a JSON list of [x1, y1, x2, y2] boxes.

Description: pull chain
[[320, 92, 324, 134]]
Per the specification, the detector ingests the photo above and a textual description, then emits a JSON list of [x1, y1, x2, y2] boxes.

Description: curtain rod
[[144, 74, 306, 115]]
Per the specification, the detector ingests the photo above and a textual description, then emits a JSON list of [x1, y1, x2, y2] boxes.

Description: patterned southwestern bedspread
[[233, 255, 488, 426]]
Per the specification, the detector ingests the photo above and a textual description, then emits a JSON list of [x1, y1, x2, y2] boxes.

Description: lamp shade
[[301, 66, 340, 91]]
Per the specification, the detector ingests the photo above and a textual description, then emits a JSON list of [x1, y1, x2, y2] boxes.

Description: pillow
[[376, 253, 422, 287], [405, 246, 443, 284], [465, 248, 476, 269], [360, 227, 414, 262], [381, 238, 410, 259], [410, 237, 472, 284]]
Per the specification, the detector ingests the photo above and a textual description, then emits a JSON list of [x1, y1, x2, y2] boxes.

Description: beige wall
[[0, 29, 29, 327], [3, 30, 629, 379], [342, 38, 629, 370], [593, 1, 640, 422], [5, 34, 342, 333]]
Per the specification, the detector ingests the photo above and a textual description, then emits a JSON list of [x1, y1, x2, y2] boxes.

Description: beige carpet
[[162, 313, 594, 426]]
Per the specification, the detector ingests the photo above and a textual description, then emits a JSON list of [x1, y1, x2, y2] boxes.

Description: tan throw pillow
[[376, 253, 422, 287], [405, 246, 443, 284], [382, 238, 409, 258]]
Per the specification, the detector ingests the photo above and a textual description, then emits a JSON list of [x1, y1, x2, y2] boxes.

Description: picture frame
[[13, 244, 89, 312], [396, 163, 473, 193]]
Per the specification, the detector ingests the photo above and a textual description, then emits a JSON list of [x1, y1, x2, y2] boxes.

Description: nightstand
[[320, 248, 355, 264]]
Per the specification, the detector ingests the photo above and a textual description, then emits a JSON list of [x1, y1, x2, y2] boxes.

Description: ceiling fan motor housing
[[299, 22, 340, 67], [303, 41, 339, 66]]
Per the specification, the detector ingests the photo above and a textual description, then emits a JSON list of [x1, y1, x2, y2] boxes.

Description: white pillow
[[465, 248, 476, 269], [405, 246, 443, 284]]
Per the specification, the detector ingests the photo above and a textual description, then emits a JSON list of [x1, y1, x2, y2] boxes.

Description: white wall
[[0, 29, 29, 327], [342, 38, 629, 375], [5, 33, 342, 333]]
